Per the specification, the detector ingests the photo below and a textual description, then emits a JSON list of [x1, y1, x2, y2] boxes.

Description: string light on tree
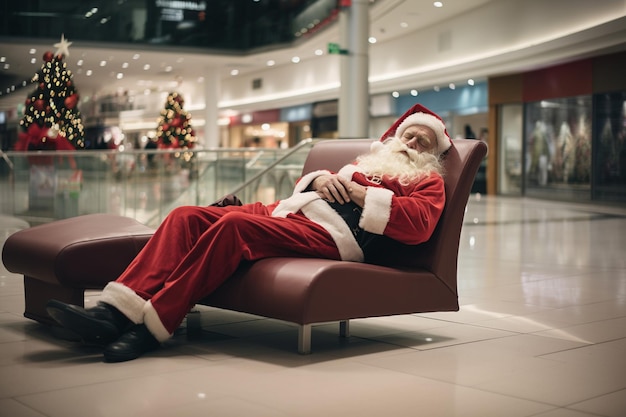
[[155, 92, 197, 153], [16, 34, 85, 151]]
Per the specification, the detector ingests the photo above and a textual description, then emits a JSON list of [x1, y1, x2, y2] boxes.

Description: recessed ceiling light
[[449, 83, 455, 89], [165, 66, 172, 72], [368, 37, 377, 44], [230, 69, 239, 76], [122, 62, 129, 68], [29, 49, 36, 54], [116, 73, 124, 79], [314, 49, 323, 56], [434, 2, 443, 8], [143, 64, 150, 70], [410, 89, 418, 96], [291, 56, 300, 63], [391, 91, 399, 98], [400, 22, 408, 28], [86, 70, 93, 76], [133, 54, 140, 60], [77, 59, 83, 66], [30, 58, 37, 64], [100, 60, 107, 67], [267, 60, 275, 66], [468, 79, 475, 86]]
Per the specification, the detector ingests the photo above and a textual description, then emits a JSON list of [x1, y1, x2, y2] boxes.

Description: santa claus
[[46, 103, 453, 362]]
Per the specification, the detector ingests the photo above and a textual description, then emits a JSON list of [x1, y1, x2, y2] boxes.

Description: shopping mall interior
[[0, 1, 625, 416]]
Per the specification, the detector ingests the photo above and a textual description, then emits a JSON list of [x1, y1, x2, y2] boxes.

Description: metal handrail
[[226, 138, 315, 198], [0, 151, 14, 170]]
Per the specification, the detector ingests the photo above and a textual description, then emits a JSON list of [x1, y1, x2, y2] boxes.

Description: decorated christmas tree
[[16, 34, 85, 151], [154, 92, 196, 149]]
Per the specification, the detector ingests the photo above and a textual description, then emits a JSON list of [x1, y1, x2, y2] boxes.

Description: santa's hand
[[346, 181, 367, 207], [313, 174, 351, 204]]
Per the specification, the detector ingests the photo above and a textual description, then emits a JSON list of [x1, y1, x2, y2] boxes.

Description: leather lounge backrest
[[302, 138, 488, 291]]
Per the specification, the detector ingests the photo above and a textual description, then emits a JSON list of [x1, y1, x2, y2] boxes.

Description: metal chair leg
[[339, 320, 350, 338], [298, 324, 311, 354]]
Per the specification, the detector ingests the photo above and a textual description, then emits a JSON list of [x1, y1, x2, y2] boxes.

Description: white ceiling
[[0, 0, 494, 112]]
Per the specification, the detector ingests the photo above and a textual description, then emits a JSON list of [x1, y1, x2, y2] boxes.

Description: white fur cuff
[[100, 282, 146, 324], [359, 187, 393, 234], [143, 301, 173, 342]]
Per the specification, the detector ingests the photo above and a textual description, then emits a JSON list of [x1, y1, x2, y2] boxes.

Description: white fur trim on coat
[[292, 169, 331, 194], [272, 191, 363, 262], [271, 190, 321, 218], [271, 164, 365, 262], [300, 198, 364, 262], [100, 281, 146, 324], [359, 187, 393, 235], [337, 164, 360, 179], [143, 300, 172, 342]]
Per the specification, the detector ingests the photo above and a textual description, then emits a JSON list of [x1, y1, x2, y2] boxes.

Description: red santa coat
[[272, 164, 445, 261], [100, 164, 445, 341]]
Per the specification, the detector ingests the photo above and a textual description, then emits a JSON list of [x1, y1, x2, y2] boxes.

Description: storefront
[[224, 104, 314, 149], [281, 104, 313, 147], [490, 51, 626, 203], [227, 109, 286, 149]]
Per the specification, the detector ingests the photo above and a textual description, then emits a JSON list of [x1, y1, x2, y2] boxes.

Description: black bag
[[210, 194, 243, 207]]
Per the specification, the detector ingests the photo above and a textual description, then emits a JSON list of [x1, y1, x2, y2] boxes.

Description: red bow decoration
[[15, 124, 77, 167], [157, 140, 179, 150]]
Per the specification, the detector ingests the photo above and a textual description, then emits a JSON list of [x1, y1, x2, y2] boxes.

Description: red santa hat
[[379, 104, 452, 155]]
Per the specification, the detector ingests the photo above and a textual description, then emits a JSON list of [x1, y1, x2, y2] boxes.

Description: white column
[[203, 68, 220, 148], [338, 0, 370, 139]]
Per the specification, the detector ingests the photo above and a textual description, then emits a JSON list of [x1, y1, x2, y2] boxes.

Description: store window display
[[524, 96, 592, 199], [594, 92, 626, 201]]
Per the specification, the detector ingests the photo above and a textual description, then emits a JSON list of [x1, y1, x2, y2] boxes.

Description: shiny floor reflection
[[1, 196, 625, 417]]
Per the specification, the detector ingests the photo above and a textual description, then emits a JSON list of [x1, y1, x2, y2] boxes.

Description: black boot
[[103, 324, 160, 362], [46, 299, 131, 345]]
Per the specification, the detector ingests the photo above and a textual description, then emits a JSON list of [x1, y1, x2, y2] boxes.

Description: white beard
[[355, 137, 444, 185]]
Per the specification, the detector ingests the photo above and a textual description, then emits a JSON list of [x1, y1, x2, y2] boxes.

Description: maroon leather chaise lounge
[[2, 138, 487, 353]]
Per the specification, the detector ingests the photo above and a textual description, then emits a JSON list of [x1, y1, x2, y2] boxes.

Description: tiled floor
[[1, 195, 625, 417]]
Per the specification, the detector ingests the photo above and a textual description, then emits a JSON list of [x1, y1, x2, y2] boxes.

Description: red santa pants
[[109, 203, 341, 338]]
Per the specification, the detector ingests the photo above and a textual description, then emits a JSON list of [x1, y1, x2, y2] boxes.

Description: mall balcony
[[0, 140, 313, 226]]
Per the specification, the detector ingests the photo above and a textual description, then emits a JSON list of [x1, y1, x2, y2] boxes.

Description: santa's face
[[355, 133, 443, 185], [398, 125, 438, 154]]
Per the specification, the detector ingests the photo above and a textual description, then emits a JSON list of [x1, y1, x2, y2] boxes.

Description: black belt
[[326, 200, 378, 251]]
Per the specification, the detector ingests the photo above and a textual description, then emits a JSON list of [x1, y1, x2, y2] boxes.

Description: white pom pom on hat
[[369, 141, 384, 152], [379, 104, 452, 155]]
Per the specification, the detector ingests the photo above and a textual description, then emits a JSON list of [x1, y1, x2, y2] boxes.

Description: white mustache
[[391, 142, 419, 161]]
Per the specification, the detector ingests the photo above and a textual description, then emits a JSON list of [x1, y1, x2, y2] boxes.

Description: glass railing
[[0, 139, 316, 227]]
